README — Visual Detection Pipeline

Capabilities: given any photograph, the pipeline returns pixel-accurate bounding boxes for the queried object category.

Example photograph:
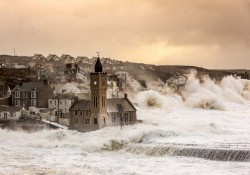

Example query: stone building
[11,80,54,108]
[69,56,137,132]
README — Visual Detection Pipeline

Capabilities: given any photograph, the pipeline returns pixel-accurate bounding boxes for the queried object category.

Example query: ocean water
[1,74,250,175]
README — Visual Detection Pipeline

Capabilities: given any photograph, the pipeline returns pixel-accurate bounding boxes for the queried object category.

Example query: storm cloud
[0,0,250,68]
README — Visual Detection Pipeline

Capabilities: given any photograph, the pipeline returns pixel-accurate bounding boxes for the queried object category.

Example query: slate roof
[12,81,50,92]
[107,98,136,113]
[51,93,75,100]
[0,105,24,112]
[70,99,90,111]
[69,98,137,113]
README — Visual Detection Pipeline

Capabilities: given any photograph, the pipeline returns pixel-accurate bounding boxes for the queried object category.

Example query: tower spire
[95,52,103,72]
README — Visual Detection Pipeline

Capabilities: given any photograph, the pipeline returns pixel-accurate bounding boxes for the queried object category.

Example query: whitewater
[1,73,250,175]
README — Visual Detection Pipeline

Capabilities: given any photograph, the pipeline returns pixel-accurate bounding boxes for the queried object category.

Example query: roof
[107,98,136,113]
[40,108,50,113]
[51,93,75,100]
[95,57,103,72]
[12,81,51,92]
[69,98,137,113]
[0,105,24,112]
[70,99,90,111]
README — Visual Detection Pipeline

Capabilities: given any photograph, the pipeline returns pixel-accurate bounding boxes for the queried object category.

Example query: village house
[47,54,59,61]
[11,80,54,108]
[0,105,28,121]
[69,55,137,132]
[32,54,45,61]
[48,93,77,118]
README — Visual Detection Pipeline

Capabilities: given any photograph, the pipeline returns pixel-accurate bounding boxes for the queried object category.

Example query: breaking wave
[136,71,250,111]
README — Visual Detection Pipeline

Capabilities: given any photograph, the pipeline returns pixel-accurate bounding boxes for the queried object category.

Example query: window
[50,100,52,104]
[31,99,37,107]
[60,101,62,105]
[15,100,20,106]
[94,96,98,107]
[26,92,29,98]
[129,115,133,121]
[85,118,90,124]
[54,100,57,105]
[4,112,8,119]
[75,111,78,115]
[15,92,20,98]
[94,118,98,124]
[80,111,83,115]
[103,117,106,124]
[74,118,78,124]
[31,91,36,98]
[22,91,26,98]
[23,101,27,107]
[124,113,128,122]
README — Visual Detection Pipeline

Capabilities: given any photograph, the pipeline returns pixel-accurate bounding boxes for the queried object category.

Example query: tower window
[94,118,98,124]
[94,96,98,107]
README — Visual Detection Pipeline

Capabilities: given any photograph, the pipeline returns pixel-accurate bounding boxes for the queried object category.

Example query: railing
[214,142,250,149]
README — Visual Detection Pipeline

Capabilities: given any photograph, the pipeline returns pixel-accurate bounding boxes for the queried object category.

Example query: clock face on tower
[94,81,97,85]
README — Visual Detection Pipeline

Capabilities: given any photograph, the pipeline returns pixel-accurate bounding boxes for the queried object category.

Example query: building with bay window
[11,81,53,108]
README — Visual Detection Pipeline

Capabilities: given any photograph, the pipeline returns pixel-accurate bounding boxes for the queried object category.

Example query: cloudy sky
[0,0,250,69]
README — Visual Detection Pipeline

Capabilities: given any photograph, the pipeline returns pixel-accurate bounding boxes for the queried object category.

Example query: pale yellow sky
[0,0,250,69]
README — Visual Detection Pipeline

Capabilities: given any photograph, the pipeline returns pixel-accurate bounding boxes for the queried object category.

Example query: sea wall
[126,144,250,162]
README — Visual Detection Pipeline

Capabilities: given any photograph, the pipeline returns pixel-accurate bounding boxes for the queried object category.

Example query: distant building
[47,54,59,61]
[32,54,45,61]
[11,81,54,108]
[69,56,137,132]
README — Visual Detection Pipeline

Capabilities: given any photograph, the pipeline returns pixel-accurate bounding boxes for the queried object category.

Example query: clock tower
[90,54,108,129]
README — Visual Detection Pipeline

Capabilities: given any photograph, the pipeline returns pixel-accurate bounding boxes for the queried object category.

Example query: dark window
[75,111,78,115]
[80,111,83,115]
[129,115,133,121]
[104,117,106,124]
[94,118,98,124]
[85,118,90,124]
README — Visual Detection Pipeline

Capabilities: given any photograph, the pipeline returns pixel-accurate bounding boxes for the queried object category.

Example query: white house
[0,106,27,121]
